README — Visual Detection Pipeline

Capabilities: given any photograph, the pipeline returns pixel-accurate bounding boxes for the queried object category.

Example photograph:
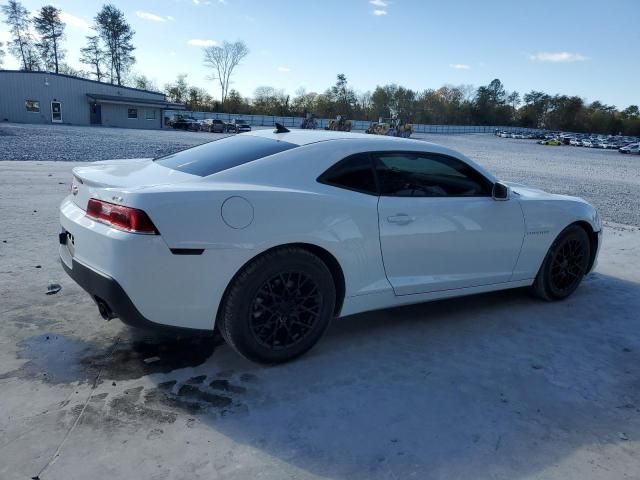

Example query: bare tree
[79,35,106,81]
[0,41,6,67]
[203,41,248,111]
[1,0,40,71]
[33,5,65,73]
[58,63,89,78]
[164,74,189,103]
[132,74,157,91]
[94,4,135,86]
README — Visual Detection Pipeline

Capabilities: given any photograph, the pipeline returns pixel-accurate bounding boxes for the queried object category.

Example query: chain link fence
[164,110,540,134]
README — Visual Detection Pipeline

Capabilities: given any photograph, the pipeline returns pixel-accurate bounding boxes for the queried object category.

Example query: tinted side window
[154,135,297,177]
[374,152,491,197]
[318,153,377,195]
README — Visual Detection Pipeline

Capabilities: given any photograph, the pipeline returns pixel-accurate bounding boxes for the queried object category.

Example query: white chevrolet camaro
[60,126,602,363]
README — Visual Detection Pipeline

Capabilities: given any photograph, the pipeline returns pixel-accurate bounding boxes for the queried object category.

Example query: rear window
[154,135,297,177]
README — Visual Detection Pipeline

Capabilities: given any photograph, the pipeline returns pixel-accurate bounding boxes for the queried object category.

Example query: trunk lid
[70,158,197,210]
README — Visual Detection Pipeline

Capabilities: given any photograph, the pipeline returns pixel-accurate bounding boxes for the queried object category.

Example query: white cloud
[136,11,166,22]
[370,0,387,5]
[166,15,175,21]
[59,12,92,31]
[449,63,471,70]
[529,52,588,63]
[373,9,387,15]
[193,0,200,4]
[278,66,291,72]
[188,39,218,47]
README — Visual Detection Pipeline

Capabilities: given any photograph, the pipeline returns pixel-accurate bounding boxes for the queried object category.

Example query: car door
[375,151,525,295]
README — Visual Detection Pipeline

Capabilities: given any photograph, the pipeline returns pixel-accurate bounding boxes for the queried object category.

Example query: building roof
[86,94,185,110]
[0,69,165,97]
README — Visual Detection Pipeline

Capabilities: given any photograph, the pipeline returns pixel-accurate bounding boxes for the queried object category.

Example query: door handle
[387,214,415,225]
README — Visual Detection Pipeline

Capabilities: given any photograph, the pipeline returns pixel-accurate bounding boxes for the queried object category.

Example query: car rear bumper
[60,256,205,332]
[59,196,237,331]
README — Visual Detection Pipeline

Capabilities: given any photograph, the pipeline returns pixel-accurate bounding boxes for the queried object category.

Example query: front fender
[511,197,600,281]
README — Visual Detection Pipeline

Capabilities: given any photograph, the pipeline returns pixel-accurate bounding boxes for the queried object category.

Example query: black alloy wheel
[548,237,587,295]
[249,272,322,350]
[217,247,336,364]
[532,225,591,301]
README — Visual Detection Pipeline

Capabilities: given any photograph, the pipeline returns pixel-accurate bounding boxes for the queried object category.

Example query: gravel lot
[1,125,640,479]
[1,162,639,479]
[1,122,638,226]
[0,122,228,161]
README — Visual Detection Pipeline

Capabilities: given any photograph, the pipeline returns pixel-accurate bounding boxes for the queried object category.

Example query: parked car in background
[501,129,639,151]
[202,119,228,133]
[619,143,640,154]
[228,119,252,133]
[173,117,200,131]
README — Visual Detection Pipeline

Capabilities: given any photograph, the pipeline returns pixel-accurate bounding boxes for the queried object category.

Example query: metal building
[0,71,183,129]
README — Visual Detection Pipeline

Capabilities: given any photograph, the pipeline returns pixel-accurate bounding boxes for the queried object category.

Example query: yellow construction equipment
[326,115,352,132]
[366,117,412,138]
[300,113,318,129]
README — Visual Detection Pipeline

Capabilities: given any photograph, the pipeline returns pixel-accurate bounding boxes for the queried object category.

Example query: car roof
[244,128,432,147]
[241,128,497,182]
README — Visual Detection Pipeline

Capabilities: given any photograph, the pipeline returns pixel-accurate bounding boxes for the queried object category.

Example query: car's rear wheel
[217,247,336,364]
[532,224,590,301]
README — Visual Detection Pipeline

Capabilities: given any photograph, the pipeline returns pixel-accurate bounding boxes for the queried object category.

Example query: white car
[619,143,640,154]
[59,127,602,363]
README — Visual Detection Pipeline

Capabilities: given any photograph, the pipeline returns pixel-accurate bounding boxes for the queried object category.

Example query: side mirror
[492,182,510,201]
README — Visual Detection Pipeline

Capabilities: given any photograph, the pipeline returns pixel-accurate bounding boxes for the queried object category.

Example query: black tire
[532,224,590,301]
[217,247,336,364]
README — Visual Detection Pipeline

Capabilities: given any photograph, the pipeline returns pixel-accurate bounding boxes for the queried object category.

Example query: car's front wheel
[532,224,591,301]
[217,247,336,364]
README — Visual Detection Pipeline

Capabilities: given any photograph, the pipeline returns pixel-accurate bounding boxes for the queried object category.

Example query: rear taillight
[86,199,159,234]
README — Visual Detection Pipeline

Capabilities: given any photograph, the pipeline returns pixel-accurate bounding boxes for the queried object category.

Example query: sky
[1,0,639,109]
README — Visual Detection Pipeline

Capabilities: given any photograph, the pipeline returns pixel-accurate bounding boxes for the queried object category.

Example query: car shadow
[10,272,640,478]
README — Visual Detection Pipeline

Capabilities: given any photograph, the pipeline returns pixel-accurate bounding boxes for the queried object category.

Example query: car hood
[503,181,587,203]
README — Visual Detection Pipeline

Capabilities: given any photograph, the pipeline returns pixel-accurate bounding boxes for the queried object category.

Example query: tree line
[2,0,637,135]
[164,74,639,136]
[1,0,134,85]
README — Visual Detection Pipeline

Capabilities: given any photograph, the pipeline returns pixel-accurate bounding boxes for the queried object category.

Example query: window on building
[145,109,156,120]
[25,100,40,113]
[128,108,138,119]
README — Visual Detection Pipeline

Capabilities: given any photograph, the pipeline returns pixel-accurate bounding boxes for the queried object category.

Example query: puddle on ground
[86,332,223,381]
[0,333,95,383]
[1,331,223,384]
[4,330,261,427]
